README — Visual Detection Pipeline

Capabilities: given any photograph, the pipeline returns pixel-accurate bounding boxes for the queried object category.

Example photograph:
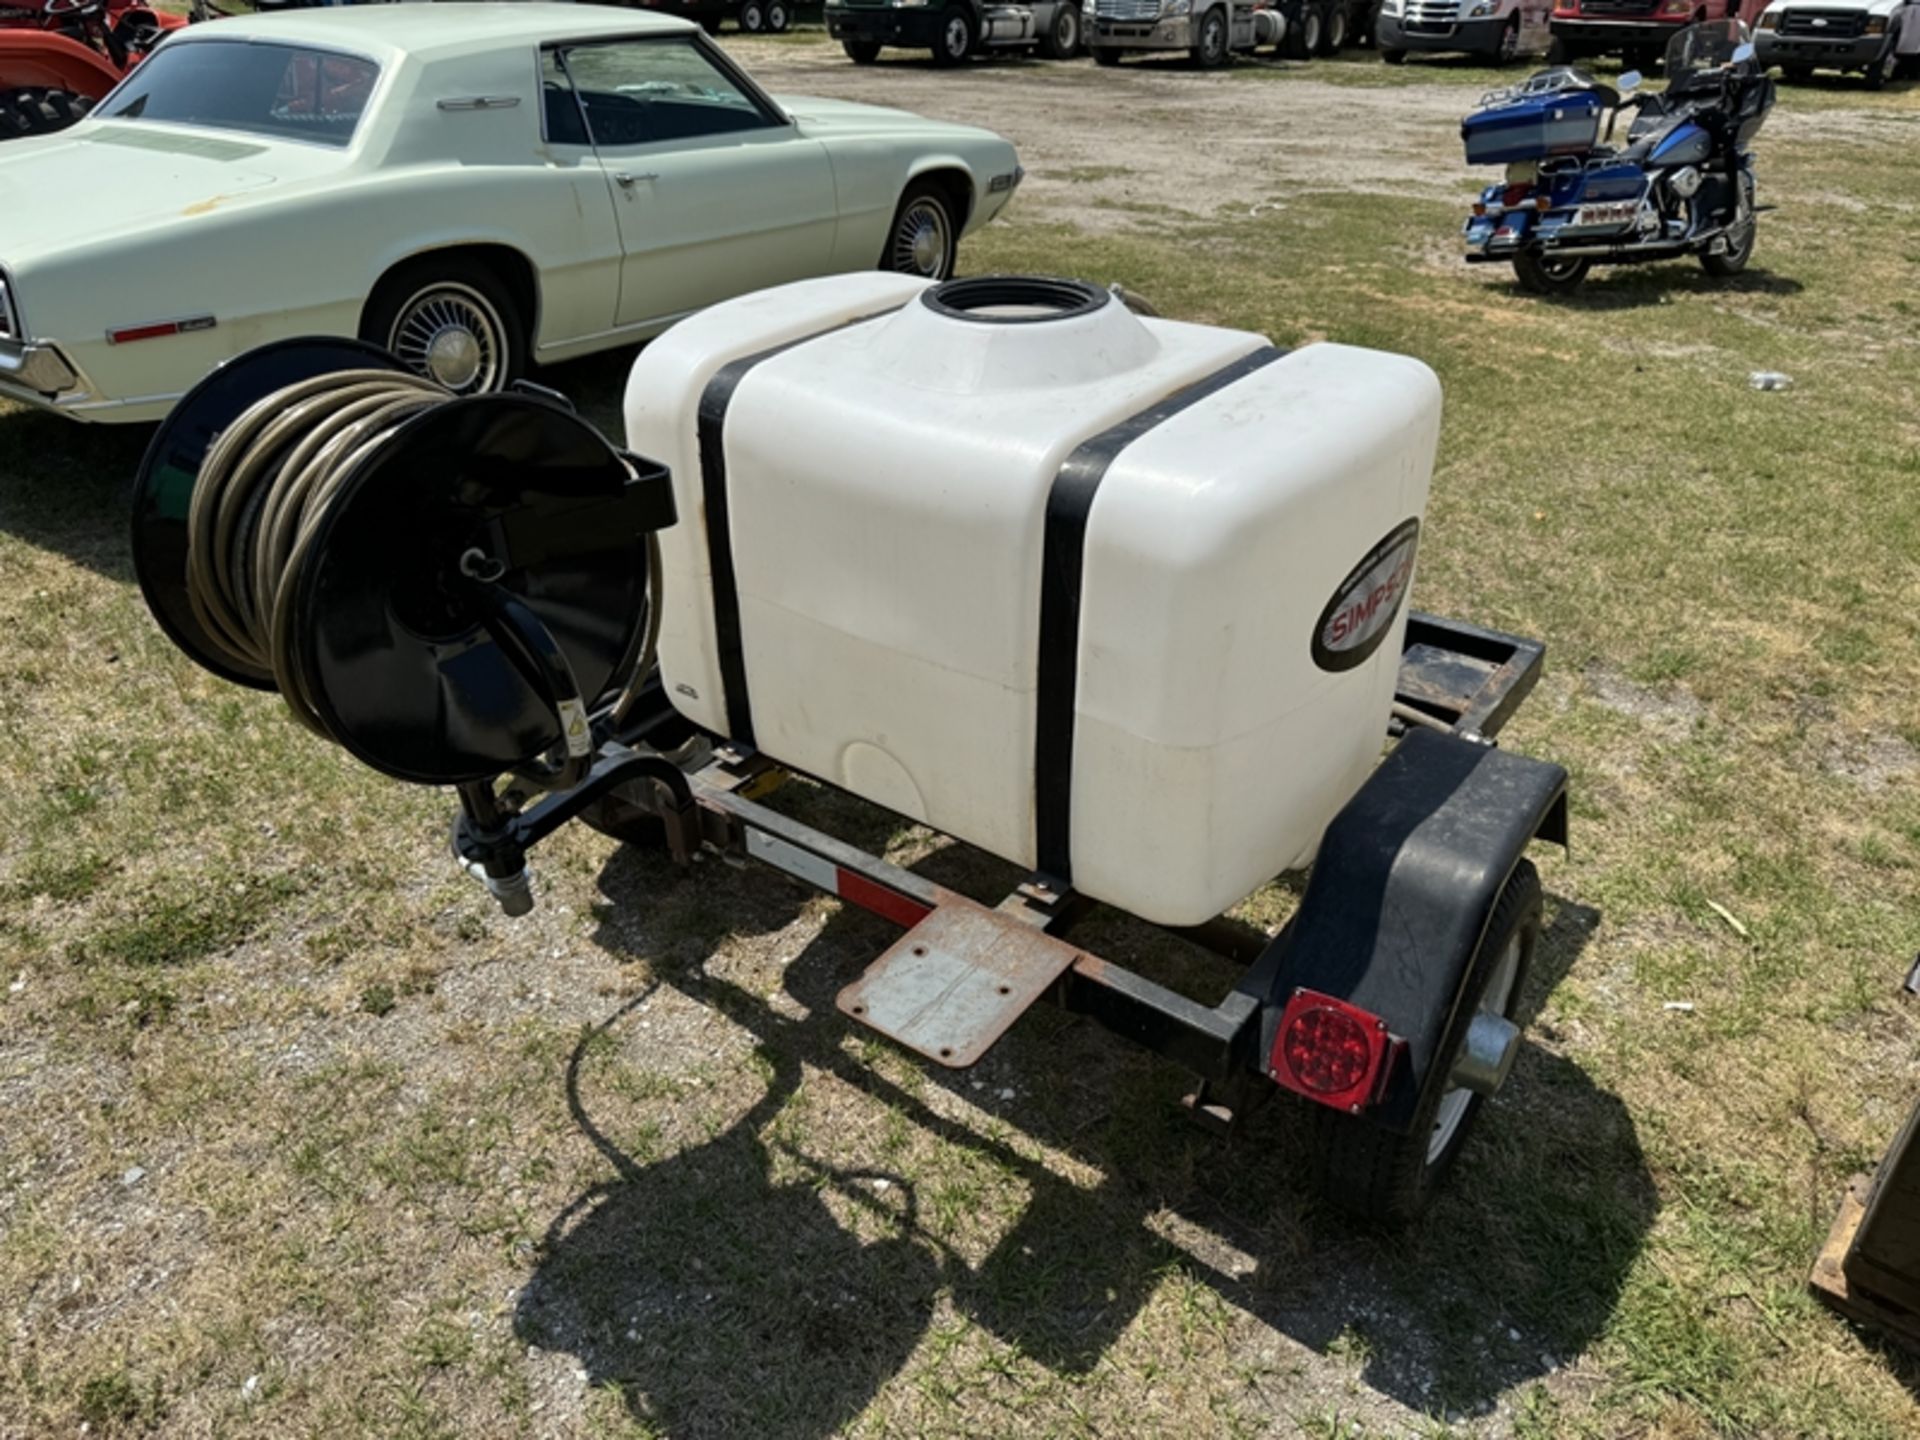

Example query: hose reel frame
[131,336,676,788]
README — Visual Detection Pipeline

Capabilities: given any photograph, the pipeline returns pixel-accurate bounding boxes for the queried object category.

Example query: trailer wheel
[1,86,92,139]
[1310,859,1542,1226]
[1040,0,1083,58]
[844,38,883,62]
[1093,43,1123,64]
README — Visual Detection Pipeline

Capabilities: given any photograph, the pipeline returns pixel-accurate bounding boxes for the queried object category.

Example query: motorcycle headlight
[1162,0,1191,14]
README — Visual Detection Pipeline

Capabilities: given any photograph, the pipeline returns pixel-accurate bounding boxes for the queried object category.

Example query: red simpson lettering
[1324,552,1413,649]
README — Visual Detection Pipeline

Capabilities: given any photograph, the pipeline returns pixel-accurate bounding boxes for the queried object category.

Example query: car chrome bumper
[0,336,80,397]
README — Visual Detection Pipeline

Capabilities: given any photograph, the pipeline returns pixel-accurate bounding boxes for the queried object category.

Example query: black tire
[1,86,91,139]
[1493,16,1518,64]
[1862,46,1897,90]
[580,793,671,851]
[739,0,766,31]
[1092,43,1123,64]
[1546,35,1571,65]
[1317,1,1346,55]
[1780,63,1812,83]
[1701,188,1755,277]
[880,179,959,280]
[361,255,527,395]
[1040,0,1082,58]
[1310,860,1542,1226]
[1379,45,1406,64]
[1190,5,1231,66]
[1294,4,1322,57]
[931,4,975,65]
[766,0,791,30]
[1512,250,1590,295]
[844,38,883,62]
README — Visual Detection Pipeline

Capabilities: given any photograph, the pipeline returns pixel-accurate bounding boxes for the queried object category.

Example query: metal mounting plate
[837,904,1080,1068]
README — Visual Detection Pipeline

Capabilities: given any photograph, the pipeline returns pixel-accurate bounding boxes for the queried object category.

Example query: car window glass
[99,40,379,148]
[556,38,775,148]
[541,48,590,145]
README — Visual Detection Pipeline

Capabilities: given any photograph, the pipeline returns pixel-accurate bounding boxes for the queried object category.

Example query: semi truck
[825,0,1086,63]
[1548,0,1767,67]
[1083,0,1292,66]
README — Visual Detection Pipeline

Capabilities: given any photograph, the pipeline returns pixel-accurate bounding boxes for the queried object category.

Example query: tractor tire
[1308,860,1543,1226]
[1,87,92,140]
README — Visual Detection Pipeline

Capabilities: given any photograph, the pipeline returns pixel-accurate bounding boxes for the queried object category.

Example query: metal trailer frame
[453,610,1570,1137]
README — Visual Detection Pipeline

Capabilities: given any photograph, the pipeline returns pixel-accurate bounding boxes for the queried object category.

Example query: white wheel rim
[892,198,950,277]
[1427,932,1523,1166]
[743,2,762,27]
[946,17,969,55]
[389,282,503,393]
[770,2,786,23]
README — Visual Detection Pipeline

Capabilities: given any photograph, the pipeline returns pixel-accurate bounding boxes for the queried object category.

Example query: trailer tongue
[130,275,1569,1225]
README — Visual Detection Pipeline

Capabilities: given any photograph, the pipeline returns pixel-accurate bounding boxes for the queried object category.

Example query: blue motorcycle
[1460,20,1775,295]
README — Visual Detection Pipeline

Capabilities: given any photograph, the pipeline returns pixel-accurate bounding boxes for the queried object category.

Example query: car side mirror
[1618,69,1642,91]
[1732,41,1756,63]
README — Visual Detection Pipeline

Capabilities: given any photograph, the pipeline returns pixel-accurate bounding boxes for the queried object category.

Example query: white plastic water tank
[626,274,1440,926]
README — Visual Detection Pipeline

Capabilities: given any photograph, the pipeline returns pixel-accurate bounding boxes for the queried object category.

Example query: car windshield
[1664,19,1750,82]
[98,39,380,148]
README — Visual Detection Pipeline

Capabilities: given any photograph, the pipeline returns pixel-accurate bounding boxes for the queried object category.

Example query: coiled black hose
[180,369,662,768]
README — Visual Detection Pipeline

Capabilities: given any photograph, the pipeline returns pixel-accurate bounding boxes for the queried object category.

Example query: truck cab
[1375,0,1553,62]
[1083,0,1289,66]
[1755,0,1918,85]
[825,0,1085,64]
[1548,0,1767,68]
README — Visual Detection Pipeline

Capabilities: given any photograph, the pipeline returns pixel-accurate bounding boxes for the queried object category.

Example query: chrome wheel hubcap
[892,199,950,277]
[391,284,502,393]
[1428,932,1523,1166]
[946,18,968,53]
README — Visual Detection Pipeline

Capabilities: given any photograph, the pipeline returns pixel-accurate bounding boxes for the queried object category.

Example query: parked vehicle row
[0,4,1023,423]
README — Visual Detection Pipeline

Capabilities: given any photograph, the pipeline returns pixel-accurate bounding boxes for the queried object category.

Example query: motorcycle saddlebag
[1462,89,1605,166]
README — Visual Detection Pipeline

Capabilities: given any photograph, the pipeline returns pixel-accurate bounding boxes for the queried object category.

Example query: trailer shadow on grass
[516,791,1653,1435]
[0,409,151,580]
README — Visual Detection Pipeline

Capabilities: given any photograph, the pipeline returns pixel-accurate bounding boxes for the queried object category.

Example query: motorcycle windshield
[1665,19,1750,82]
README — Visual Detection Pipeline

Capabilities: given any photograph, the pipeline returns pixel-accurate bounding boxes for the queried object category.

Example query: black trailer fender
[1254,727,1568,1134]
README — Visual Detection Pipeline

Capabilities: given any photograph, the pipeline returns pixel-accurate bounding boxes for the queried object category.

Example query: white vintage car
[0,3,1022,423]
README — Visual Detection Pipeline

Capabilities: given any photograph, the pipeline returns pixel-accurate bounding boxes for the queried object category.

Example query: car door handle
[614,172,659,188]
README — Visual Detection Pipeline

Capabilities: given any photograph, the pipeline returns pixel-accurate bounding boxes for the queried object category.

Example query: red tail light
[1269,989,1397,1113]
[1501,183,1533,207]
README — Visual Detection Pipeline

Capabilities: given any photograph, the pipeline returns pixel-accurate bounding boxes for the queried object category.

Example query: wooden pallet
[1810,1174,1920,1356]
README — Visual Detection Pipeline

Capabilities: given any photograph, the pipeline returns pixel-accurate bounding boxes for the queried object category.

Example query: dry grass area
[4,34,1920,1440]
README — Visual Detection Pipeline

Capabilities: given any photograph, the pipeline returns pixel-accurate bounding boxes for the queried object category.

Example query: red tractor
[0,0,193,140]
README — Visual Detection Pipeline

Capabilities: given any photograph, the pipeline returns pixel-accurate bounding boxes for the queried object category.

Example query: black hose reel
[131,337,681,912]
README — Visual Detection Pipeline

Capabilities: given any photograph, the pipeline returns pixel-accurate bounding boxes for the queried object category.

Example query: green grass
[2,40,1919,1440]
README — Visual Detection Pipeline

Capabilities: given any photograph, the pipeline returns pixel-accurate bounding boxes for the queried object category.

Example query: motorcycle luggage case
[1462,89,1605,165]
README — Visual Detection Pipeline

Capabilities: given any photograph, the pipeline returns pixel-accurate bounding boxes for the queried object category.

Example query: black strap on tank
[1034,344,1287,887]
[696,304,907,746]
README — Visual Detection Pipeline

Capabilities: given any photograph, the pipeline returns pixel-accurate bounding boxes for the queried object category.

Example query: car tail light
[1269,989,1398,1113]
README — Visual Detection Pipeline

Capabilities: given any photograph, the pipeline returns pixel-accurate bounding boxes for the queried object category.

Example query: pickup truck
[1375,0,1552,61]
[1548,0,1766,67]
[1755,0,1918,85]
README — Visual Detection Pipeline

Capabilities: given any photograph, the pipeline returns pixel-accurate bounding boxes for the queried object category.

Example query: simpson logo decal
[1312,519,1420,673]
